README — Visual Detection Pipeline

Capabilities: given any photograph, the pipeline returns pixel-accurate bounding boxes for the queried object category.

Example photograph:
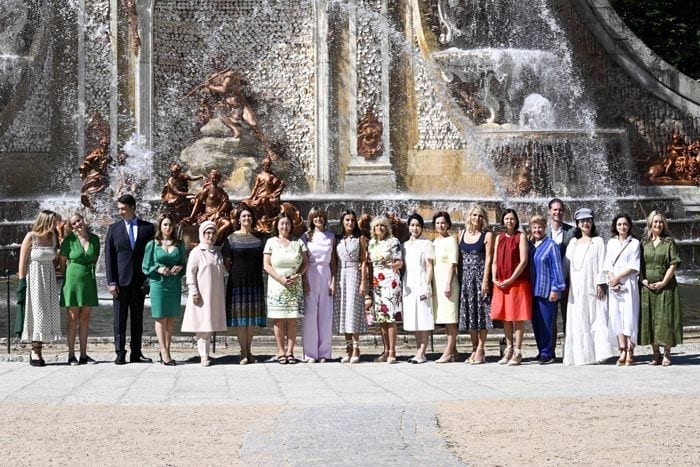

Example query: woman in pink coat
[181,221,227,366]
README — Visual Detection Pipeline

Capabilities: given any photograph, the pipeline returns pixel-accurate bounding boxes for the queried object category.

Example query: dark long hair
[338,209,361,238]
[272,211,296,238]
[500,208,520,231]
[573,219,598,238]
[154,213,181,244]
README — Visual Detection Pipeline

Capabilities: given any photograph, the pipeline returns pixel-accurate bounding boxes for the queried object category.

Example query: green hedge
[610,0,700,79]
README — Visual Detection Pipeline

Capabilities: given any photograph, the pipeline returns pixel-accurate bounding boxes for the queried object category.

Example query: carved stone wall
[83,0,112,124]
[412,57,465,150]
[0,50,52,153]
[151,0,316,187]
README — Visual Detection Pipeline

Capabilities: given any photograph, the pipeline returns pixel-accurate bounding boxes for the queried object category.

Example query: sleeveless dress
[22,234,61,341]
[60,232,100,307]
[459,231,493,331]
[142,240,186,318]
[432,235,459,324]
[402,238,435,332]
[490,232,532,321]
[222,231,267,327]
[334,236,366,334]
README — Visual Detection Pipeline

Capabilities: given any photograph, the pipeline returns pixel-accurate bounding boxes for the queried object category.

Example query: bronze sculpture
[357,110,383,160]
[242,153,303,235]
[183,169,233,244]
[160,162,204,224]
[646,131,700,185]
[184,68,268,150]
[79,113,112,210]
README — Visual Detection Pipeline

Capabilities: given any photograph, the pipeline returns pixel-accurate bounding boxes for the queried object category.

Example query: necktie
[128,220,136,250]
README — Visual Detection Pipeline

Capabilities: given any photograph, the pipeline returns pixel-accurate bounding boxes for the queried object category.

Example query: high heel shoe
[435,354,455,364]
[624,346,634,366]
[341,340,352,363]
[386,352,397,364]
[507,349,522,366]
[498,347,514,365]
[349,341,361,364]
[470,348,486,365]
[159,352,176,366]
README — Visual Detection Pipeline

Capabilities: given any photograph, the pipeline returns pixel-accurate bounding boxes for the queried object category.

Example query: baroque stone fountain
[0,0,698,280]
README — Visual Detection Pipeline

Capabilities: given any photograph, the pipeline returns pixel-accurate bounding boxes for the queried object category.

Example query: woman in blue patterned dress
[458,205,493,364]
[368,215,403,364]
[222,205,267,365]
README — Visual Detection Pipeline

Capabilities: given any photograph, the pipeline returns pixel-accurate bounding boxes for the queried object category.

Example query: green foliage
[610,0,700,79]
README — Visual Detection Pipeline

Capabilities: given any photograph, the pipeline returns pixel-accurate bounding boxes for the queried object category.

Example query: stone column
[135,0,154,147]
[314,0,330,193]
[343,0,396,194]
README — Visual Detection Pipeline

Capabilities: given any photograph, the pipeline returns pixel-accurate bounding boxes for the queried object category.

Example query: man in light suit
[544,198,574,358]
[105,194,155,364]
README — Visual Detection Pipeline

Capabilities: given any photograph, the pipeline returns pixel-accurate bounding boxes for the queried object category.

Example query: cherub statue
[183,169,233,244]
[161,162,204,224]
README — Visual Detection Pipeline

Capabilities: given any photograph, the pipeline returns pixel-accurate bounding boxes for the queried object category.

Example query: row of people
[17,195,682,368]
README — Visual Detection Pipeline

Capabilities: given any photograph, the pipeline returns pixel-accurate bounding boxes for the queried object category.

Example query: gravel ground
[438,396,700,466]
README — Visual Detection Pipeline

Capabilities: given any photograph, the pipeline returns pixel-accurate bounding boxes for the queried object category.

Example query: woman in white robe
[603,214,641,366]
[563,208,615,366]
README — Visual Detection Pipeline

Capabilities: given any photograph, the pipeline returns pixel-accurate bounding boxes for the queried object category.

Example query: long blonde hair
[32,210,60,237]
[644,210,671,241]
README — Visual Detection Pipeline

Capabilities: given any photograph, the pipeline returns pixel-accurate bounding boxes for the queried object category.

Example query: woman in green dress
[60,213,100,365]
[639,210,682,366]
[142,214,186,365]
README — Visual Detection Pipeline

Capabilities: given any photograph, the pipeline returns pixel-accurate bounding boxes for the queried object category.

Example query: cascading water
[432,0,625,206]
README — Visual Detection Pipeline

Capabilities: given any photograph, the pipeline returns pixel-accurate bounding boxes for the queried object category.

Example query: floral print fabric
[368,237,402,323]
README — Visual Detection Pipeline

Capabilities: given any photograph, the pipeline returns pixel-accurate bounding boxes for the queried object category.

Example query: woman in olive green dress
[142,214,186,365]
[639,211,682,366]
[60,213,100,365]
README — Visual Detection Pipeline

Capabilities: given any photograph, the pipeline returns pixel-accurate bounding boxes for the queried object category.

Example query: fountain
[0,0,698,326]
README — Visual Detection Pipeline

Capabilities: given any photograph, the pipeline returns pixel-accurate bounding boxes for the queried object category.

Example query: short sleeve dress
[432,235,459,324]
[334,236,367,334]
[264,237,307,319]
[60,232,100,307]
[402,238,434,332]
[368,236,402,323]
[639,237,683,347]
[222,231,267,327]
[142,240,186,318]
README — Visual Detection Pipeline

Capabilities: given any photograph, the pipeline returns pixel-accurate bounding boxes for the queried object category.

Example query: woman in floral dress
[368,215,403,364]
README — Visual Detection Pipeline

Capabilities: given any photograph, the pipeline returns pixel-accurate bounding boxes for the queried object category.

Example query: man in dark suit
[544,198,575,358]
[105,194,155,364]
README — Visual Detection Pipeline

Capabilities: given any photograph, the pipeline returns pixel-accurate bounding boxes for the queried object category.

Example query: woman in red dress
[491,209,532,365]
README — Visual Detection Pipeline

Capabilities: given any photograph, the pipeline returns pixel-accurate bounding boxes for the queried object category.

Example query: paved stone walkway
[0,344,698,465]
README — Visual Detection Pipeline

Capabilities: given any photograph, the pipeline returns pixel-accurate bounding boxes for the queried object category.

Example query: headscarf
[198,221,217,251]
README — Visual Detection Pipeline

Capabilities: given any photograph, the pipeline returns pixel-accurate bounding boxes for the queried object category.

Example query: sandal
[507,349,522,366]
[277,355,287,365]
[286,355,298,365]
[625,346,635,366]
[648,352,662,366]
[662,351,672,367]
[470,348,486,365]
[616,347,627,366]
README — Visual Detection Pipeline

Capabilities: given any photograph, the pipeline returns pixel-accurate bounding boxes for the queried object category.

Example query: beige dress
[181,245,227,333]
[432,235,459,324]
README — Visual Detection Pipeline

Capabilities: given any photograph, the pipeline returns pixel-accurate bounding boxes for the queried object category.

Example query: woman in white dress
[563,208,615,366]
[18,210,62,367]
[603,213,641,366]
[402,213,434,364]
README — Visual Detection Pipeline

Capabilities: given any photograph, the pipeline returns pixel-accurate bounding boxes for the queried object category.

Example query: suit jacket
[545,223,575,259]
[105,218,155,287]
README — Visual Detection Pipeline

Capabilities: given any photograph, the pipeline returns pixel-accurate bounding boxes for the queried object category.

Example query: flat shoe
[277,355,287,365]
[287,355,298,364]
[413,357,427,364]
[68,356,79,366]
